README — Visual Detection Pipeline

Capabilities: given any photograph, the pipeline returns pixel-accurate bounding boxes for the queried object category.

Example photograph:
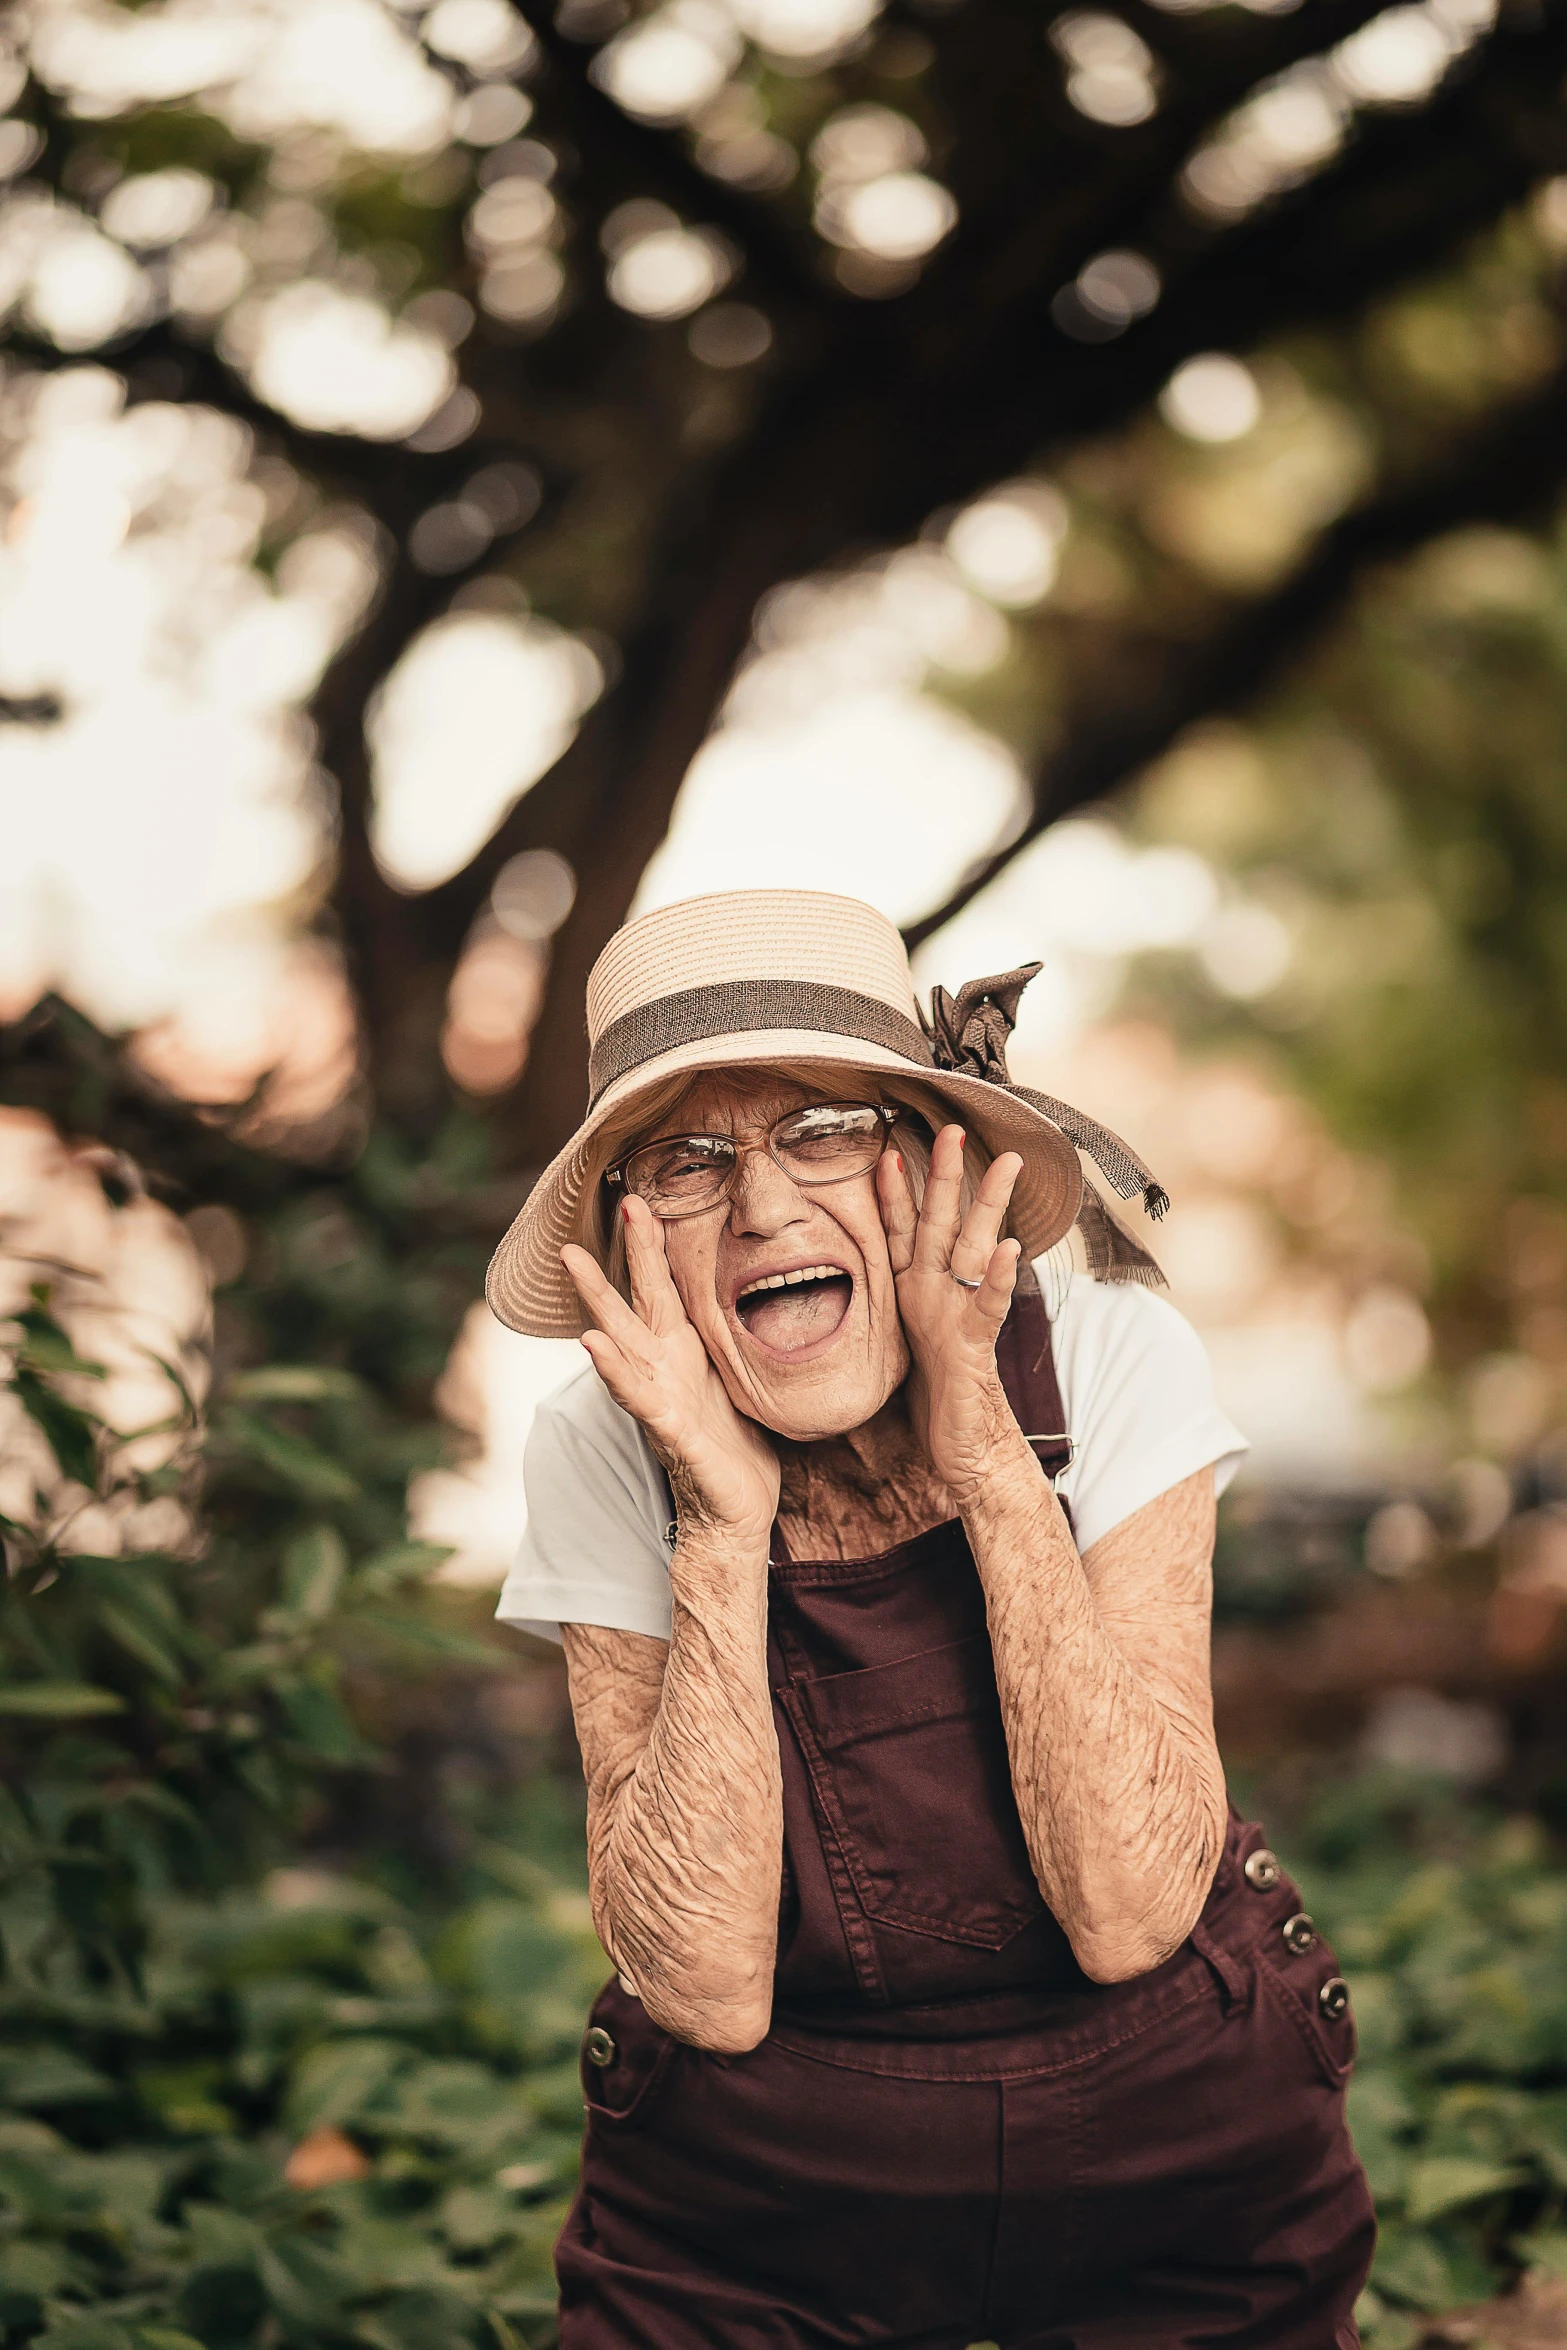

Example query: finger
[561,1243,660,1367]
[972,1237,1022,1329]
[912,1125,967,1268]
[579,1327,656,1416]
[620,1198,689,1335]
[950,1152,1023,1282]
[876,1149,920,1274]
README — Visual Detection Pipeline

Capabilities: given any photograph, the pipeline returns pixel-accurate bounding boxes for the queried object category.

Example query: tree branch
[904,354,1567,950]
[508,0,834,314]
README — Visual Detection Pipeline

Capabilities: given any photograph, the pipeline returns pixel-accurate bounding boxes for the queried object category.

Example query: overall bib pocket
[779,1632,1048,1950]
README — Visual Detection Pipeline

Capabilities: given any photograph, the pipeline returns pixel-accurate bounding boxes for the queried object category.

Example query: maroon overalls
[557,1292,1375,2347]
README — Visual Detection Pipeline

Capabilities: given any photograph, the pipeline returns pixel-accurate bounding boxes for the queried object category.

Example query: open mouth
[733,1263,853,1354]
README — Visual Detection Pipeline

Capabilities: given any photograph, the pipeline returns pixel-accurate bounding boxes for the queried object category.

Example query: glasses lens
[773,1102,887,1184]
[623,1133,737,1217]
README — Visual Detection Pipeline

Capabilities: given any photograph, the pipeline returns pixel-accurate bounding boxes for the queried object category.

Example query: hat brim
[485,1028,1085,1338]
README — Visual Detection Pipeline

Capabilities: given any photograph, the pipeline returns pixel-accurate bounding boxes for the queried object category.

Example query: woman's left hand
[878,1127,1027,1499]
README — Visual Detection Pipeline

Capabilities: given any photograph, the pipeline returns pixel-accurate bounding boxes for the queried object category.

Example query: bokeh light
[593,3,738,124]
[1050,12,1159,126]
[368,612,604,888]
[1160,353,1263,441]
[946,484,1068,608]
[607,224,730,319]
[228,281,455,439]
[727,0,883,64]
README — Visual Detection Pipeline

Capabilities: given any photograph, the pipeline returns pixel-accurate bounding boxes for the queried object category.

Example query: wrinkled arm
[560,1527,782,2055]
[961,1459,1226,1984]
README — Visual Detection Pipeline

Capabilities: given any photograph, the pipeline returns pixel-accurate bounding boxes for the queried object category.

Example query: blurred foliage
[0,1837,596,2349]
[1279,1779,1567,2345]
[1129,499,1567,1366]
[0,1139,601,2346]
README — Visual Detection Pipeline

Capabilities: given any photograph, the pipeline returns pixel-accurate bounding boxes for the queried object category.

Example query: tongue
[741,1276,850,1352]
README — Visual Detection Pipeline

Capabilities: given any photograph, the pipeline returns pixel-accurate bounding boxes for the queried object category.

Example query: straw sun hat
[485,889,1169,1339]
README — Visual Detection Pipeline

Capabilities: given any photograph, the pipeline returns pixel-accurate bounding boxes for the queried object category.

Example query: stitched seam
[1255,1951,1352,2088]
[981,2077,1005,2332]
[777,1687,888,2001]
[778,1689,1040,1952]
[768,1970,1212,2082]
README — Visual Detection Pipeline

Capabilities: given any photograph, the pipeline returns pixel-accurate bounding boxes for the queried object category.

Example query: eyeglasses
[606,1100,902,1222]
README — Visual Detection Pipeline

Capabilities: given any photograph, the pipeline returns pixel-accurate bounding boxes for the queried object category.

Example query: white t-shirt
[495,1272,1248,1646]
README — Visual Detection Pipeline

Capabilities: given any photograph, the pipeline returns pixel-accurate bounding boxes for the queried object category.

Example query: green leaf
[95,1601,183,1686]
[1372,2222,1457,2311]
[353,1611,506,1668]
[281,1524,348,1619]
[1403,2155,1520,2221]
[439,2183,518,2250]
[13,1368,100,1485]
[0,2047,114,2105]
[1512,2231,1567,2283]
[34,2322,136,2350]
[0,1682,126,1718]
[16,1294,107,1381]
[278,1679,367,1763]
[224,1411,361,1502]
[226,1365,366,1403]
[286,2037,407,2133]
[136,2062,235,2135]
[354,1541,452,1595]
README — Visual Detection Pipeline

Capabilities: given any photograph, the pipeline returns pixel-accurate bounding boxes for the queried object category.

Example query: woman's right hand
[561,1200,781,1550]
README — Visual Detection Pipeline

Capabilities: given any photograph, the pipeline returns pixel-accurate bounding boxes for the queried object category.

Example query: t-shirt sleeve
[1049,1276,1248,1558]
[494,1368,675,1646]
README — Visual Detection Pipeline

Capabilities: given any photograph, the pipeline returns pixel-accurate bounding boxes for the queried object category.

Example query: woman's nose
[727,1148,810,1236]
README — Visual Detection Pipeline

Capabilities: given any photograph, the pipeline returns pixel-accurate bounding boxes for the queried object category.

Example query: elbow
[693,2003,772,2055]
[642,1985,772,2054]
[1068,1887,1212,1984]
[1067,1895,1200,1984]
[1072,1928,1184,1985]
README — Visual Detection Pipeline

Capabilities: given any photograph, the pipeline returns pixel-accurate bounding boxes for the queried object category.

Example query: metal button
[1319,1976,1350,2022]
[584,2026,617,2067]
[1281,1912,1317,1956]
[1243,1848,1281,1891]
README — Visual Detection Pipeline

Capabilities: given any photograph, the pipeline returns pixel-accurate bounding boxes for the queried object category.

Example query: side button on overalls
[556,1288,1375,2347]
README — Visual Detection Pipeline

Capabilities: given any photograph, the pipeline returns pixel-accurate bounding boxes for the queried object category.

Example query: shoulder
[523,1363,671,1525]
[1037,1269,1249,1554]
[528,1362,654,1475]
[1046,1269,1212,1397]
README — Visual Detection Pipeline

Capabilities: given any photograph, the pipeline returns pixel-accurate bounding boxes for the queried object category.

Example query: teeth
[736,1264,842,1302]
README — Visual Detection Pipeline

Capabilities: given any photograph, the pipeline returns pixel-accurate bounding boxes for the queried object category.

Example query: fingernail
[956,1129,966,1147]
[894,1152,903,1174]
[621,1201,631,1224]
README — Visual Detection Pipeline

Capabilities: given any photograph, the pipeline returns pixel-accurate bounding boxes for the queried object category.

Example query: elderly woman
[488,889,1373,2349]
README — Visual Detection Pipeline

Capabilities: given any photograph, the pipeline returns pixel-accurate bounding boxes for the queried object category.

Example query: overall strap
[994,1281,1074,1489]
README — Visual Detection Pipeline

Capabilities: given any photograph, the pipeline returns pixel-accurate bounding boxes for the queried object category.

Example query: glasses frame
[605,1100,903,1222]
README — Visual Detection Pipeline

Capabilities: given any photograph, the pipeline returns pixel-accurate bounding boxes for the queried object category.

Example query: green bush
[1282,1778,1567,2345]
[0,1156,599,2347]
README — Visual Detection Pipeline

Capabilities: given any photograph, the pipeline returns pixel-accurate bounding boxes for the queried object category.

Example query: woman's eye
[652,1144,729,1187]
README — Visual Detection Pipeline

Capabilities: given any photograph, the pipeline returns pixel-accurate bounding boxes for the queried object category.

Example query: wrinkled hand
[878,1127,1026,1500]
[562,1200,780,1549]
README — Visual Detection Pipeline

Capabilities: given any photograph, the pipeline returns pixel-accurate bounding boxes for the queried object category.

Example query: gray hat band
[587,979,936,1109]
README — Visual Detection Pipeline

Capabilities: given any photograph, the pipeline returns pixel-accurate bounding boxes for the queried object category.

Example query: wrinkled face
[644,1072,910,1441]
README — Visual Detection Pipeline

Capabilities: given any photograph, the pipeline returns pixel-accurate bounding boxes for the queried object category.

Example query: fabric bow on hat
[924,963,1043,1086]
[923,960,1171,1288]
